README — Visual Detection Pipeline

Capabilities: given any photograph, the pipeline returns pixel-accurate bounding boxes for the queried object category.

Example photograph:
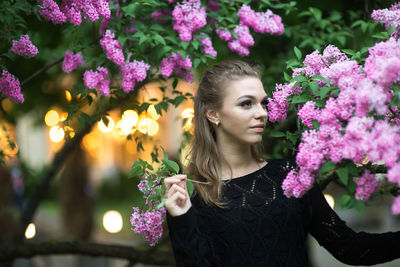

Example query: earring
[215,121,219,126]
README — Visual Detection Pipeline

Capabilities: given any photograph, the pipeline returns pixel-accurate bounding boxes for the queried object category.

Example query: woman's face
[214,76,269,145]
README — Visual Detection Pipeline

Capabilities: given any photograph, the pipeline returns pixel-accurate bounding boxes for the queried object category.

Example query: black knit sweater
[166,159,400,267]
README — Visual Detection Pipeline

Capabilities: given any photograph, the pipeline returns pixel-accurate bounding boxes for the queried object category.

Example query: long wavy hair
[185,60,265,207]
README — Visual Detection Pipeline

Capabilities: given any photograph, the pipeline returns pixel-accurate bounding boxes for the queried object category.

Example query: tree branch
[21,37,101,86]
[0,241,174,265]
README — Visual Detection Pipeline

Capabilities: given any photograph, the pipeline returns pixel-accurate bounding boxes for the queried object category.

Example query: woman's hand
[164,174,192,217]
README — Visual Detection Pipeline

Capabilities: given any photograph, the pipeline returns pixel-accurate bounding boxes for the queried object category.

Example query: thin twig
[21,36,101,86]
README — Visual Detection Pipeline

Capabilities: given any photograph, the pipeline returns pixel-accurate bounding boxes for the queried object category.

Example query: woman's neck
[217,141,260,179]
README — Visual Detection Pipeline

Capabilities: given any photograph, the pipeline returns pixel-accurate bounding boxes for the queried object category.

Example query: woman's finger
[165,191,187,208]
[165,175,187,191]
[167,183,187,198]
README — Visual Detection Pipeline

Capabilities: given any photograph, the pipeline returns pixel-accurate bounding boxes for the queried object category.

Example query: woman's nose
[255,104,268,119]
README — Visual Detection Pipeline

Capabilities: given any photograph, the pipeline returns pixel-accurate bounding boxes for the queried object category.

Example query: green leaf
[286,58,299,69]
[311,119,320,130]
[154,34,166,45]
[294,46,302,61]
[161,146,168,160]
[319,86,331,99]
[337,167,349,185]
[173,95,186,107]
[309,81,319,94]
[340,194,353,209]
[271,131,286,137]
[342,49,355,56]
[187,180,194,197]
[162,159,180,174]
[283,72,291,82]
[291,95,310,104]
[129,161,144,178]
[355,200,365,213]
[320,160,336,174]
[292,75,307,82]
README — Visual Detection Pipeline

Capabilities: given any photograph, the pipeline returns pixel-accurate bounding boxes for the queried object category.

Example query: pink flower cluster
[130,206,166,246]
[216,4,284,56]
[130,178,167,246]
[0,70,24,104]
[371,3,400,38]
[62,50,83,73]
[199,34,217,57]
[267,83,301,122]
[100,30,125,66]
[392,196,400,215]
[36,0,111,26]
[83,66,110,96]
[161,53,193,83]
[11,35,38,58]
[297,101,320,128]
[172,0,207,41]
[364,38,400,88]
[121,60,151,93]
[276,39,400,206]
[238,4,284,35]
[355,171,380,201]
[216,26,254,56]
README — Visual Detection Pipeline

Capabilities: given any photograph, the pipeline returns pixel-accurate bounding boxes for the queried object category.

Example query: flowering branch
[0,241,174,265]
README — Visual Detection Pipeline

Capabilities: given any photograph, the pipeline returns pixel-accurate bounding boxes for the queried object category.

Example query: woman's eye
[240,101,252,107]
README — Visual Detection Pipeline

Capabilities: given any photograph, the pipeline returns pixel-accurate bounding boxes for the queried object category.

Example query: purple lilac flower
[100,30,125,66]
[121,60,151,93]
[83,66,110,96]
[11,35,38,58]
[0,70,24,103]
[62,50,83,73]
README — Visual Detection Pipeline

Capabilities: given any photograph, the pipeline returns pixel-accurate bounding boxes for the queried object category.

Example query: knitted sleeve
[166,204,218,267]
[307,183,400,266]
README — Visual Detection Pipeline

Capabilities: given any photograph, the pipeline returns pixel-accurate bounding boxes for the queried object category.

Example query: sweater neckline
[221,160,271,184]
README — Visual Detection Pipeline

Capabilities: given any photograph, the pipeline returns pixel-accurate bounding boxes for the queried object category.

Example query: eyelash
[240,100,268,109]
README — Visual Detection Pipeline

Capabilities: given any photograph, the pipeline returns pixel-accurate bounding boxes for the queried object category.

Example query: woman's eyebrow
[237,95,268,101]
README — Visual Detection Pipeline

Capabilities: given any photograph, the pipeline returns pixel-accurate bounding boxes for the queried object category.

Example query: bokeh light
[25,223,36,239]
[98,116,115,133]
[137,117,159,136]
[147,105,160,120]
[65,90,72,102]
[324,194,335,209]
[49,126,65,143]
[45,110,60,127]
[103,210,123,234]
[181,108,194,119]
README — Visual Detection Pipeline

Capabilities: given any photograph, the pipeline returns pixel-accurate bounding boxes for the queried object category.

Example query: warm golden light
[147,105,160,120]
[59,112,68,122]
[183,117,193,132]
[98,116,115,133]
[116,119,135,136]
[1,98,13,112]
[25,223,36,239]
[64,126,75,138]
[65,90,72,102]
[49,126,65,143]
[103,210,123,234]
[137,117,159,136]
[324,194,335,209]
[122,110,139,125]
[181,108,194,119]
[45,110,60,127]
[82,132,102,150]
[4,142,18,155]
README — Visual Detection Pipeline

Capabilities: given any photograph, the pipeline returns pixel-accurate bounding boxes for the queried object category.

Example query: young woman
[164,60,400,266]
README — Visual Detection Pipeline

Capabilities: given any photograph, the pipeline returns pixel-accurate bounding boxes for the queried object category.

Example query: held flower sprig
[129,147,199,246]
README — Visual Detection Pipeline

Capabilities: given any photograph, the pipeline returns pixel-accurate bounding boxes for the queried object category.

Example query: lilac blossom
[172,0,206,41]
[121,60,151,93]
[355,171,380,201]
[11,35,38,58]
[0,70,24,104]
[100,30,125,66]
[62,50,83,73]
[83,66,110,96]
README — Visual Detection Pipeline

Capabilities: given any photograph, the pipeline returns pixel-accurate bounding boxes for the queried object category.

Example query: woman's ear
[205,108,220,125]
